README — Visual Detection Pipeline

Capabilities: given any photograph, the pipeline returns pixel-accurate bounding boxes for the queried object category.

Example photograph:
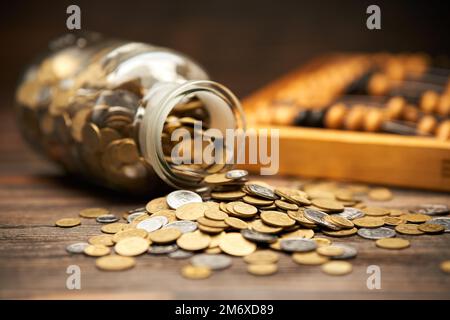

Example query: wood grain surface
[1,109,449,300]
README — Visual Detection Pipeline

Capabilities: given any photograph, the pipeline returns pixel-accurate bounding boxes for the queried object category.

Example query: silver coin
[149,215,169,226]
[128,207,147,214]
[66,242,89,254]
[304,208,340,230]
[332,244,358,260]
[96,214,119,224]
[225,169,248,180]
[414,204,449,216]
[127,212,147,223]
[148,244,178,255]
[136,218,162,233]
[164,220,197,234]
[166,190,202,209]
[280,238,317,252]
[339,207,365,220]
[246,184,279,200]
[241,229,277,244]
[430,217,450,232]
[357,227,396,240]
[190,254,232,270]
[168,249,194,259]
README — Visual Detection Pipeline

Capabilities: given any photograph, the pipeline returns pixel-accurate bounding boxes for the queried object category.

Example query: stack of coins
[58,169,450,278]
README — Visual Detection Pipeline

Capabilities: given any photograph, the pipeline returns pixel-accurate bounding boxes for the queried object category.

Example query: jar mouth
[140,80,246,190]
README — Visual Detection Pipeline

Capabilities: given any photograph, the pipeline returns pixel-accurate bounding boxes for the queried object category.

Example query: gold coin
[55,218,81,228]
[198,224,225,234]
[313,237,332,247]
[368,188,393,201]
[113,228,148,243]
[418,223,445,234]
[219,232,256,256]
[145,197,169,214]
[353,216,385,228]
[89,234,114,246]
[288,195,311,206]
[311,199,344,212]
[322,227,358,237]
[260,211,295,228]
[269,239,282,251]
[282,229,314,239]
[383,216,406,226]
[440,260,450,274]
[395,223,424,235]
[247,263,278,276]
[197,217,228,228]
[205,247,222,254]
[79,207,109,218]
[389,209,408,217]
[317,245,345,257]
[95,255,136,271]
[233,202,258,217]
[307,190,335,200]
[402,213,431,224]
[148,228,181,244]
[181,265,211,279]
[211,191,246,200]
[175,202,208,221]
[321,261,352,276]
[328,215,354,229]
[224,216,248,230]
[275,200,298,211]
[334,189,354,202]
[243,196,273,206]
[287,210,316,227]
[101,222,127,234]
[362,207,390,217]
[251,219,283,234]
[84,244,111,257]
[376,238,410,249]
[208,232,226,248]
[244,250,279,264]
[177,232,211,251]
[115,237,149,256]
[204,209,228,221]
[292,252,329,265]
[204,173,232,184]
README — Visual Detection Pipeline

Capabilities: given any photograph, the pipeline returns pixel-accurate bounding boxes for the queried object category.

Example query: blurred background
[1,0,449,104]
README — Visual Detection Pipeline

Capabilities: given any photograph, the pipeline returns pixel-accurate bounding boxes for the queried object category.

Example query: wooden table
[0,109,449,300]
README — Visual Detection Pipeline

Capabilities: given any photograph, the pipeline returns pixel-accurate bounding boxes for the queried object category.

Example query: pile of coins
[57,169,450,278]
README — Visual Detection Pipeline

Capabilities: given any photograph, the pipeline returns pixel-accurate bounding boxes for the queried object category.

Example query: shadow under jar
[15,33,245,193]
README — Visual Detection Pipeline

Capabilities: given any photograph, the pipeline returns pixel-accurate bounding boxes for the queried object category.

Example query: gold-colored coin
[260,211,295,228]
[114,237,149,256]
[113,228,148,243]
[181,265,211,279]
[198,224,225,234]
[55,218,81,228]
[84,244,111,257]
[402,213,431,224]
[101,223,127,234]
[208,232,226,248]
[389,209,408,217]
[89,234,114,246]
[204,209,228,221]
[244,250,279,264]
[243,196,273,206]
[317,245,345,257]
[79,207,109,218]
[395,223,424,235]
[275,200,298,211]
[307,190,335,200]
[148,228,182,244]
[211,191,246,200]
[219,232,256,256]
[362,207,390,217]
[205,247,222,254]
[224,216,248,230]
[334,189,354,202]
[292,252,329,265]
[175,202,208,221]
[251,219,283,234]
[197,217,228,228]
[321,261,352,276]
[328,215,354,229]
[376,238,410,249]
[247,263,278,276]
[287,210,316,227]
[177,232,211,251]
[322,227,358,237]
[353,216,385,228]
[440,260,450,274]
[288,195,312,206]
[383,216,406,226]
[368,188,393,201]
[95,255,136,271]
[311,199,344,212]
[203,173,232,184]
[282,229,314,239]
[418,223,445,234]
[145,197,169,214]
[232,202,258,217]
[313,237,332,247]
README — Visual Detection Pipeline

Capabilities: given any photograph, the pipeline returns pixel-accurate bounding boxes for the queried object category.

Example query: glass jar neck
[139,80,245,190]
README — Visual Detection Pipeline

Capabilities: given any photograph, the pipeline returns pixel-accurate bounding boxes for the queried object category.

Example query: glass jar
[15,33,246,193]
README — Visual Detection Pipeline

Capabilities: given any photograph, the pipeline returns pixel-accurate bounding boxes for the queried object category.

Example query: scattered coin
[146,197,169,214]
[376,238,410,249]
[113,228,148,243]
[168,249,194,259]
[101,222,126,234]
[418,223,445,234]
[292,252,329,265]
[224,216,248,230]
[127,212,147,223]
[95,255,136,271]
[353,216,385,228]
[241,229,278,244]
[280,238,317,252]
[148,244,178,255]
[244,250,279,264]
[191,254,232,270]
[321,261,352,276]
[166,190,202,209]
[245,184,278,200]
[55,218,81,228]
[403,213,431,224]
[304,209,339,230]
[66,242,89,254]
[177,232,211,251]
[84,244,111,257]
[219,233,256,256]
[440,260,450,274]
[225,169,248,180]
[96,214,119,223]
[362,207,390,217]
[368,188,393,201]
[204,209,228,221]
[164,220,198,233]
[136,218,162,233]
[317,245,345,257]
[89,234,114,246]
[247,263,278,276]
[80,208,109,218]
[339,207,365,220]
[261,211,295,228]
[357,227,396,240]
[383,216,406,226]
[149,227,182,244]
[181,265,211,279]
[395,223,425,235]
[328,215,354,229]
[415,204,449,216]
[175,202,208,221]
[332,244,358,259]
[312,199,344,212]
[115,237,149,256]
[323,227,358,237]
[430,217,450,232]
